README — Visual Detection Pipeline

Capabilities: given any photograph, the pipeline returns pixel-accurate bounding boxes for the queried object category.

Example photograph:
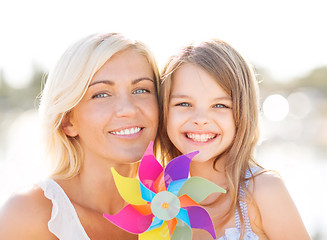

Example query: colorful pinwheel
[104,142,226,240]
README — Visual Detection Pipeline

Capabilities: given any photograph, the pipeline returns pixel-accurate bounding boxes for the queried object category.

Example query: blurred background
[0,0,326,238]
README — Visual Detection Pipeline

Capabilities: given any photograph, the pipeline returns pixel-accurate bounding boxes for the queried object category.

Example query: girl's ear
[62,113,78,137]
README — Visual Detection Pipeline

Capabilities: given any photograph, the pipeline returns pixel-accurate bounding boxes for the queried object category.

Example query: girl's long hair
[159,39,261,234]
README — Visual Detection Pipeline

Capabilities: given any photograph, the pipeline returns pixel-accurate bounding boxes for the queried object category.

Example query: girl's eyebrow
[170,94,190,99]
[170,94,231,101]
[213,96,232,101]
[88,77,154,88]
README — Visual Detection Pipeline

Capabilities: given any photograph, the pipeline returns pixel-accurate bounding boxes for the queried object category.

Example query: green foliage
[293,66,327,93]
[0,66,47,111]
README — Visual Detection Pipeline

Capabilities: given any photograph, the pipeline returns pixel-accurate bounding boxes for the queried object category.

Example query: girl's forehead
[170,64,230,98]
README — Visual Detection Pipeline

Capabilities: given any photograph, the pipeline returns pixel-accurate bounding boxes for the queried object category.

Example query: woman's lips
[109,127,143,136]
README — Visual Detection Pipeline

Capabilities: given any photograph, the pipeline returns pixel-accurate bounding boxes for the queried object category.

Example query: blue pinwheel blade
[140,181,156,202]
[147,216,164,231]
[167,179,188,196]
[176,208,191,227]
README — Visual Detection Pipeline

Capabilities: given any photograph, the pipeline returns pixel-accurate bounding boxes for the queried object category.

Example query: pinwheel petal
[132,203,152,215]
[167,179,188,195]
[166,218,177,235]
[111,168,147,205]
[177,176,226,203]
[139,221,170,240]
[139,142,163,192]
[140,181,157,202]
[164,151,199,188]
[154,171,167,192]
[179,194,200,208]
[147,217,163,231]
[176,208,190,227]
[171,218,192,240]
[184,206,216,239]
[103,205,153,234]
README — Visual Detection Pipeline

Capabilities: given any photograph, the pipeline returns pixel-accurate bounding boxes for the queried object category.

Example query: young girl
[0,33,159,239]
[159,39,310,239]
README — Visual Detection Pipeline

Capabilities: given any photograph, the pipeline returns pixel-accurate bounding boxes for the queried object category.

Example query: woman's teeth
[110,127,141,136]
[186,133,216,142]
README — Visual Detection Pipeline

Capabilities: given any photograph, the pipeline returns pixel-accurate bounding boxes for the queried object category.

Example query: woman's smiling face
[64,48,159,164]
[167,63,235,163]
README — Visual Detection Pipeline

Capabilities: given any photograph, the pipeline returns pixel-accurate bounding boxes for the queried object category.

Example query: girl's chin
[189,155,215,163]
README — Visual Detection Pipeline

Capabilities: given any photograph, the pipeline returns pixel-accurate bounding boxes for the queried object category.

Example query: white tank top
[39,179,90,240]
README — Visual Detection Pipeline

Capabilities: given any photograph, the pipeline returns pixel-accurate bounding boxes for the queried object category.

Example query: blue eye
[213,104,229,108]
[92,93,110,99]
[176,102,191,107]
[133,89,150,94]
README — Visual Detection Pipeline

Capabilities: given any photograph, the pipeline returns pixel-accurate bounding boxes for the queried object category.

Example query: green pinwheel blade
[171,218,192,240]
[177,176,226,203]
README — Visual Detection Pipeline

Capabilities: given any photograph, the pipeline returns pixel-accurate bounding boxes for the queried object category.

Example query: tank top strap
[39,179,90,240]
[234,167,261,231]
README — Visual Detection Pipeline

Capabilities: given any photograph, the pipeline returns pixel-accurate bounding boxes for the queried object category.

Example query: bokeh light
[263,94,289,121]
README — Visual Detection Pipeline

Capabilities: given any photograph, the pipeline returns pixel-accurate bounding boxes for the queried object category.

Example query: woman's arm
[252,172,311,240]
[0,186,56,239]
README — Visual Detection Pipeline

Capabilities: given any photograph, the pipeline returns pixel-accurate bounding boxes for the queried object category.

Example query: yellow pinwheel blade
[111,168,147,205]
[139,221,170,240]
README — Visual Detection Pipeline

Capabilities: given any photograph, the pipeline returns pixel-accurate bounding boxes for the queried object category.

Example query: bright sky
[1,0,326,88]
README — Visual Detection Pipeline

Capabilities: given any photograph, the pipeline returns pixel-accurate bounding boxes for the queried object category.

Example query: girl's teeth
[187,133,215,142]
[111,127,141,136]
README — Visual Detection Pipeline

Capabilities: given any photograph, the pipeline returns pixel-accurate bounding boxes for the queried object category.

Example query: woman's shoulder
[0,184,56,239]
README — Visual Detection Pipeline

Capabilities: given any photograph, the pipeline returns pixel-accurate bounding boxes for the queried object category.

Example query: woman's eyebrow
[132,77,155,84]
[88,77,154,88]
[88,80,114,87]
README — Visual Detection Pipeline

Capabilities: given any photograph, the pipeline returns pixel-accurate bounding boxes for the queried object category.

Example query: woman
[0,33,159,239]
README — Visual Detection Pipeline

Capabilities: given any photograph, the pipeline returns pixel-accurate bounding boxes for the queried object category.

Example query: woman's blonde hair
[39,33,159,179]
[159,39,260,231]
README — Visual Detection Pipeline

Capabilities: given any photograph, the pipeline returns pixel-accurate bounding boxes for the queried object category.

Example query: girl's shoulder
[248,170,311,239]
[0,184,56,239]
[250,169,283,192]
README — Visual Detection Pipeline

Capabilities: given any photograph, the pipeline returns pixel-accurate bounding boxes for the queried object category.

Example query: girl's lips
[109,126,143,136]
[185,132,218,143]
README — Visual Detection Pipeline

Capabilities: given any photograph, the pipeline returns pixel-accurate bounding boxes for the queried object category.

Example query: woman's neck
[57,155,138,215]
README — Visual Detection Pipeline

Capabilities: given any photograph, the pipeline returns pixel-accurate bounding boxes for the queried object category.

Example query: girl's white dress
[217,167,260,240]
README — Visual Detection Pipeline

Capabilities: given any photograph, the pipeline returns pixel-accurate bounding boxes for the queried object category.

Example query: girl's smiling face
[63,48,158,164]
[167,63,235,163]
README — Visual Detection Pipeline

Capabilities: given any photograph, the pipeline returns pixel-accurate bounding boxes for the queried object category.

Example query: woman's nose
[114,95,137,117]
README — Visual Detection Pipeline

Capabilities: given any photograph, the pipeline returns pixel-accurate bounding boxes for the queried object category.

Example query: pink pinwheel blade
[164,151,199,189]
[184,206,216,239]
[139,142,163,192]
[103,205,153,234]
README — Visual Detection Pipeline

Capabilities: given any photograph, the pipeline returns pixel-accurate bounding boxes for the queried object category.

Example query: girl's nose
[192,110,209,126]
